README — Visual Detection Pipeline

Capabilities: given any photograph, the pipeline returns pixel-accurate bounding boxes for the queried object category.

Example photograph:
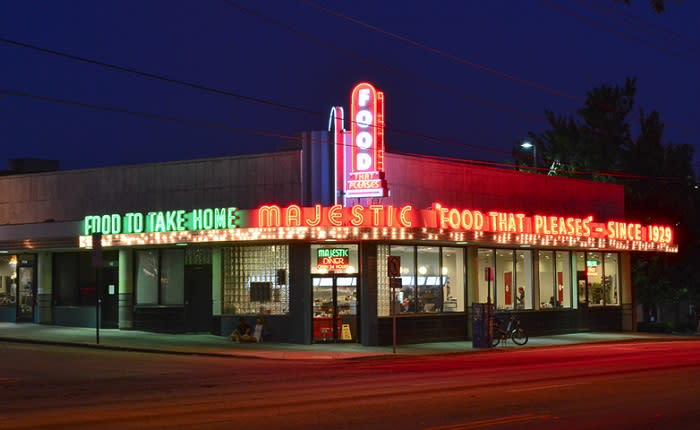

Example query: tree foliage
[525,77,699,307]
[617,0,666,13]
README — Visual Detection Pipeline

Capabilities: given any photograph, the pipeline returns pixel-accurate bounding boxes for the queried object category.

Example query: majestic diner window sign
[317,248,350,271]
[80,202,677,253]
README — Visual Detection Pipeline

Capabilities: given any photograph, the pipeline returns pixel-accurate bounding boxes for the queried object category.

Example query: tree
[617,0,666,13]
[526,77,699,320]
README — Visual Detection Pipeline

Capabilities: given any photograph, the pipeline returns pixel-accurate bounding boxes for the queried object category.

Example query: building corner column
[620,252,634,331]
[36,252,52,324]
[118,249,134,329]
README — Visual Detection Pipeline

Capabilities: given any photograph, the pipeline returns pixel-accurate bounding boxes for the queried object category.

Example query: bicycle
[491,315,528,346]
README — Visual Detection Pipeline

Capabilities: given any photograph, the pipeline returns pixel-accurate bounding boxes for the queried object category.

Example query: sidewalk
[0,322,694,361]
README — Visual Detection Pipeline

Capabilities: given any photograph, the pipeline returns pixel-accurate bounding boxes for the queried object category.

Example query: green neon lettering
[227,207,238,228]
[203,209,213,230]
[176,210,186,231]
[191,209,203,230]
[165,211,178,232]
[133,213,144,233]
[154,212,166,233]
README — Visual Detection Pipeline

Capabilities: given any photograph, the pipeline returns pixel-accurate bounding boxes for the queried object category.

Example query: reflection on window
[136,250,159,305]
[515,250,532,310]
[161,250,184,305]
[604,253,619,305]
[556,251,572,308]
[222,245,289,315]
[539,251,556,308]
[0,255,17,308]
[477,249,494,304]
[574,251,619,307]
[495,250,514,310]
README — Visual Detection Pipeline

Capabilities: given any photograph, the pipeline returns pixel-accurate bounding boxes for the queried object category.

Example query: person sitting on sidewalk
[231,317,265,343]
[230,317,250,342]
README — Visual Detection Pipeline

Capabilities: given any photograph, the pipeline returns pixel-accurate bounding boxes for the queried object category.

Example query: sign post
[388,256,401,354]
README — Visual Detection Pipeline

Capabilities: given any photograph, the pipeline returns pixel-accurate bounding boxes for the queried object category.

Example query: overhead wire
[0,88,693,185]
[299,0,700,138]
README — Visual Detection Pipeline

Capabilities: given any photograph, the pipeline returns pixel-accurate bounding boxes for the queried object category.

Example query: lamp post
[521,140,537,170]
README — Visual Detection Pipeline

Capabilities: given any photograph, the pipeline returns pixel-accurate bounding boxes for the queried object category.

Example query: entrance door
[100,267,119,329]
[312,275,358,343]
[184,265,213,333]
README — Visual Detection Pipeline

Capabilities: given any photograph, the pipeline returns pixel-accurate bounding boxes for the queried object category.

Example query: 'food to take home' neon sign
[346,82,387,198]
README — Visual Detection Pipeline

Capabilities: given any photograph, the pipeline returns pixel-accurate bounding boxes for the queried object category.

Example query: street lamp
[521,140,537,170]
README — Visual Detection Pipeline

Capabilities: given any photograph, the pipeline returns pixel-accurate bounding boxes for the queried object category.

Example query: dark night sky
[1,0,698,171]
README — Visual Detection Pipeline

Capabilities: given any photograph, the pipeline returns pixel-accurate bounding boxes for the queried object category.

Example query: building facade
[0,83,678,345]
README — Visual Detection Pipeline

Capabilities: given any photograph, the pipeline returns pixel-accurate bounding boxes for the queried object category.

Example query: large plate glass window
[135,249,184,305]
[515,250,532,310]
[477,249,494,304]
[495,250,514,310]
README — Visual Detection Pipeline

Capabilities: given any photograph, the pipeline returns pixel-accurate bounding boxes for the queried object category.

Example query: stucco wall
[0,151,302,225]
[383,153,625,220]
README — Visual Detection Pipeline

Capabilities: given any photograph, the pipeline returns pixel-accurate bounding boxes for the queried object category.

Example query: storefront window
[538,251,556,308]
[515,250,532,310]
[495,250,514,310]
[136,250,159,305]
[442,248,464,312]
[222,245,289,315]
[0,255,17,308]
[555,251,572,308]
[382,245,465,315]
[576,252,587,305]
[587,252,604,306]
[161,250,184,305]
[391,245,415,313]
[417,247,440,312]
[477,249,494,304]
[604,253,620,305]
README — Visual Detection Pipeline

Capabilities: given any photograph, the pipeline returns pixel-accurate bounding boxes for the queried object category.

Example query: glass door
[312,275,358,343]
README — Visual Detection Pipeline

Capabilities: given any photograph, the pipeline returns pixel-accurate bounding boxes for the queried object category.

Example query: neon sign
[346,82,387,198]
[317,248,350,270]
[251,203,675,245]
[83,207,239,235]
[80,202,677,252]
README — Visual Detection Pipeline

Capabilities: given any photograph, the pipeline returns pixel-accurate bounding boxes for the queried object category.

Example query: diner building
[0,83,677,345]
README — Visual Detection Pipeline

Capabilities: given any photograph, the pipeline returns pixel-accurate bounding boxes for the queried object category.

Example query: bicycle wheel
[491,331,501,347]
[511,328,528,345]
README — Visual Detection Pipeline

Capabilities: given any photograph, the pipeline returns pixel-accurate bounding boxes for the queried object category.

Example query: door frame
[311,273,359,343]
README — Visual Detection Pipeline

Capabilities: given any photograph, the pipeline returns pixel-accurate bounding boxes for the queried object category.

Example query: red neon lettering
[369,205,383,226]
[258,205,281,227]
[400,205,412,227]
[285,205,302,227]
[328,205,342,226]
[351,205,364,226]
[305,205,321,227]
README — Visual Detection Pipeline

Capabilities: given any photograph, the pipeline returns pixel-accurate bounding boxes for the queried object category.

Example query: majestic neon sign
[346,82,387,198]
[80,203,677,252]
[251,203,674,245]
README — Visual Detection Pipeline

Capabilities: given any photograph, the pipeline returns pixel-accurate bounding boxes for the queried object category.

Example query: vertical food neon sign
[346,82,386,198]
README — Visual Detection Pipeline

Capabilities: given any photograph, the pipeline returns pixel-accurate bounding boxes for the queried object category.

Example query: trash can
[472,302,493,348]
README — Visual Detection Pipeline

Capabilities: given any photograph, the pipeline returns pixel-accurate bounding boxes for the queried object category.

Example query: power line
[299,0,700,138]
[0,37,320,118]
[541,0,699,64]
[298,0,580,102]
[0,36,517,157]
[1,89,302,142]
